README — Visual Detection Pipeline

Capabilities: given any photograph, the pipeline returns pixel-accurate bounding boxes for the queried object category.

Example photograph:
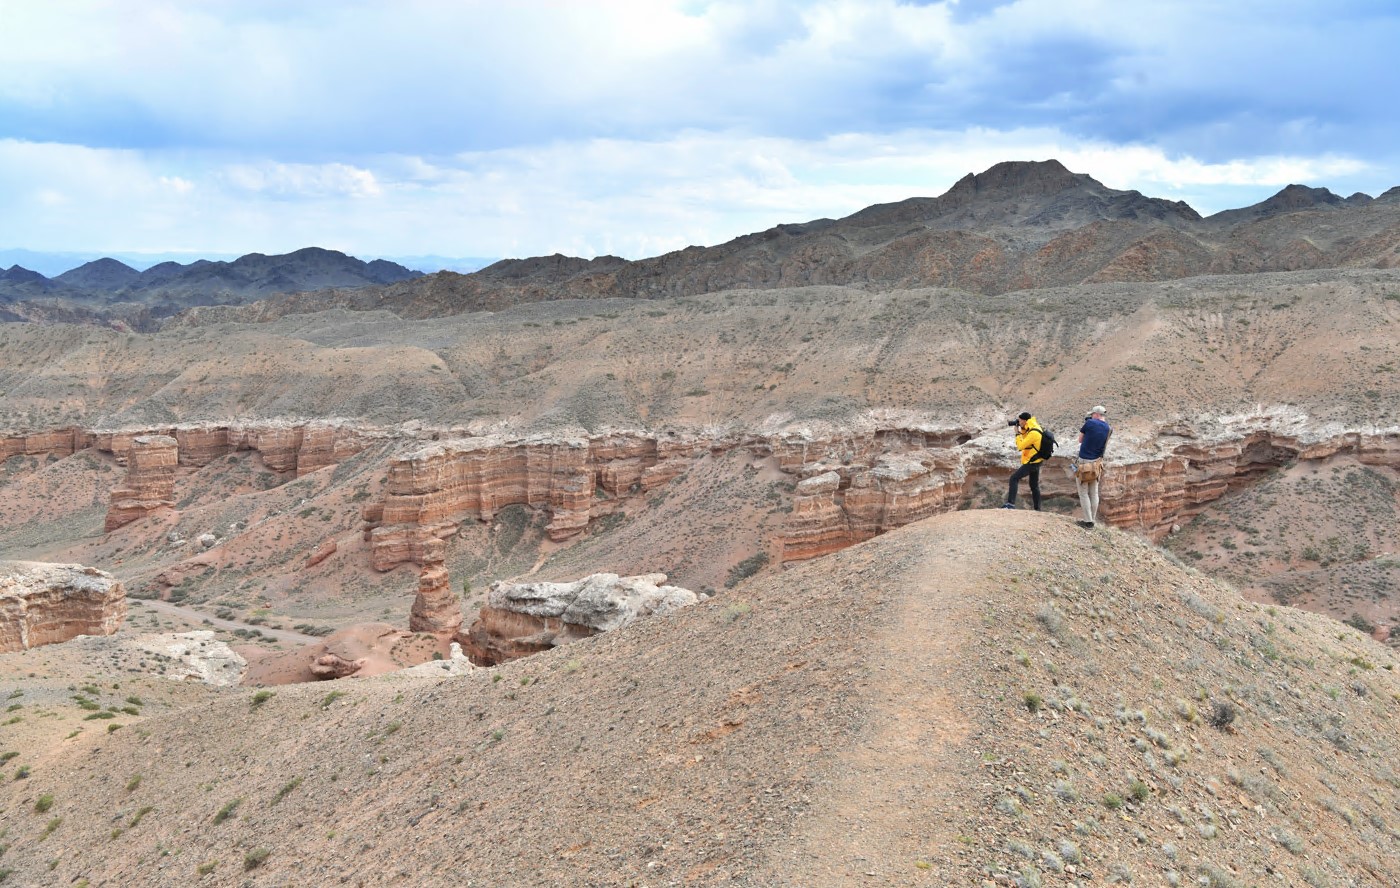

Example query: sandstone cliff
[0,561,126,652]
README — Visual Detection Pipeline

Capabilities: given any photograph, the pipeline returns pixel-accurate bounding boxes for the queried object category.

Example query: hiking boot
[1000,503,1015,509]
[1077,520,1095,529]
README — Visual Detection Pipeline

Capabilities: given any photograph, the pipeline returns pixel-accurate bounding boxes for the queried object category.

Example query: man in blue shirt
[1074,406,1112,528]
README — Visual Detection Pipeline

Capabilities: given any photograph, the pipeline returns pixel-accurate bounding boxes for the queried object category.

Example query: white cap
[1092,405,1107,415]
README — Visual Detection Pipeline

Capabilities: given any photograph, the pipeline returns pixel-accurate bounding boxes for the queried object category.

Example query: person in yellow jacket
[1002,411,1046,510]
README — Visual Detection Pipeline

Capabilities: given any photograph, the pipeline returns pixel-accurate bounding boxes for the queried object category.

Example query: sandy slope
[2,509,1397,886]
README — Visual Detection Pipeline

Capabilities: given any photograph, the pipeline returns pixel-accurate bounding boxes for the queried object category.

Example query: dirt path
[130,598,320,645]
[772,515,994,885]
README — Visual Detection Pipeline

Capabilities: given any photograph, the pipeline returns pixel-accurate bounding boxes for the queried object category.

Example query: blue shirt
[1078,418,1111,460]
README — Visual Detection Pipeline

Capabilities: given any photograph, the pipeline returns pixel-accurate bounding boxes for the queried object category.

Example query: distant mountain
[0,247,422,327]
[192,158,1398,323]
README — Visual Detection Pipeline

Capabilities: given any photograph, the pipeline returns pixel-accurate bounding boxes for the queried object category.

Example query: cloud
[0,130,1380,260]
[2,0,1396,160]
[0,1,1395,259]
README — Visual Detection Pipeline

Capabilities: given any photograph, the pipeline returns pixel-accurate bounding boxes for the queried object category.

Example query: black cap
[1018,412,1032,421]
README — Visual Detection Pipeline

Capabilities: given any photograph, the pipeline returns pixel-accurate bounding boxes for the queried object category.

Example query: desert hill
[2,511,1398,886]
[0,247,420,329]
[171,159,1400,324]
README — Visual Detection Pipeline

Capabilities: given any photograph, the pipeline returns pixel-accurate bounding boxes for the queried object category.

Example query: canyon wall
[0,562,127,652]
[368,433,718,570]
[6,419,1396,575]
[780,428,1400,561]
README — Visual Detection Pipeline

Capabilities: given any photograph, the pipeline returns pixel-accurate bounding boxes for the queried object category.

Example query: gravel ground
[3,509,1399,886]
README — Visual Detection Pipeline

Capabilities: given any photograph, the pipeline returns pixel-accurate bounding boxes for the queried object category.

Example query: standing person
[1002,411,1047,511]
[1074,405,1112,528]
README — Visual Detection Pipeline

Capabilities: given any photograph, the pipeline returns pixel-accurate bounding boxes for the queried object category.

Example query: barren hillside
[2,512,1397,886]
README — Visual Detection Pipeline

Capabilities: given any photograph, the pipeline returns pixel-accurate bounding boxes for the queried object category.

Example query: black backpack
[1033,428,1056,462]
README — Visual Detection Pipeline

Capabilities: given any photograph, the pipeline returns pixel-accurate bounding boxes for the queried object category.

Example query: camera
[1007,419,1020,427]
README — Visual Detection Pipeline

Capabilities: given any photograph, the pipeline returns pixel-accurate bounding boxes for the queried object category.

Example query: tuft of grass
[243,848,271,871]
[1102,792,1124,810]
[1023,691,1043,712]
[1128,779,1150,802]
[319,690,346,709]
[270,777,303,806]
[197,861,218,876]
[128,805,154,828]
[212,797,242,825]
[34,794,54,813]
[126,774,142,792]
[250,690,274,708]
[39,816,62,840]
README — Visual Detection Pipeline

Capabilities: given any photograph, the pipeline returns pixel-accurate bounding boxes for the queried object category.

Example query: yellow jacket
[1015,417,1046,465]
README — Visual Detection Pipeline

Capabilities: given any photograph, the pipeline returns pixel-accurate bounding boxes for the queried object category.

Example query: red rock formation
[175,426,233,466]
[459,607,592,665]
[105,435,179,531]
[304,540,338,569]
[0,561,127,652]
[0,428,88,462]
[310,651,367,679]
[780,428,1400,560]
[250,426,304,474]
[369,436,607,570]
[408,563,463,634]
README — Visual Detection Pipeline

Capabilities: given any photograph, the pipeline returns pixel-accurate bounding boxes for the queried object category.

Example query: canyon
[3,160,1400,886]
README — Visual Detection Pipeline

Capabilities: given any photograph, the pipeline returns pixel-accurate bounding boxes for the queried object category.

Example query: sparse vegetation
[212,798,242,824]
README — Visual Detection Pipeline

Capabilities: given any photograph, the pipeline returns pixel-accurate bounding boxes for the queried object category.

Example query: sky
[2,0,1399,268]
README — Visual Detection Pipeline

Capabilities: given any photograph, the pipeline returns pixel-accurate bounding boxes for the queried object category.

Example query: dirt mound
[2,510,1396,886]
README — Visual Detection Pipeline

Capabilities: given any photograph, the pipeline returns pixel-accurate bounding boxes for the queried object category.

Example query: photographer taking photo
[1002,411,1047,511]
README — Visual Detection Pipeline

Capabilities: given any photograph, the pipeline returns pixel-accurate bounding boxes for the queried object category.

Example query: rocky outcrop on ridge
[0,561,126,652]
[459,572,700,665]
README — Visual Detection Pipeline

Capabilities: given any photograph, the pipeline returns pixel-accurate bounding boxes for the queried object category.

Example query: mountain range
[166,159,1400,325]
[0,247,421,326]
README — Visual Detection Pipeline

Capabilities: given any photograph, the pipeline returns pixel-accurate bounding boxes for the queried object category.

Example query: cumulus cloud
[0,0,1395,259]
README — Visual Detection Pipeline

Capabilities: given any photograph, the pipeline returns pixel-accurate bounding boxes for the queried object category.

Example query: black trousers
[1007,462,1042,510]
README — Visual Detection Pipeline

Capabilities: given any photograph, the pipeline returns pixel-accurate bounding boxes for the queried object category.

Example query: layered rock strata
[0,561,127,652]
[105,435,179,530]
[408,537,463,635]
[459,572,700,666]
[83,421,372,530]
[369,433,717,570]
[781,426,1400,561]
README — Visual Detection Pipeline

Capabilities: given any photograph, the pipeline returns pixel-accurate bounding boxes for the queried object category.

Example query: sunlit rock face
[0,561,127,652]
